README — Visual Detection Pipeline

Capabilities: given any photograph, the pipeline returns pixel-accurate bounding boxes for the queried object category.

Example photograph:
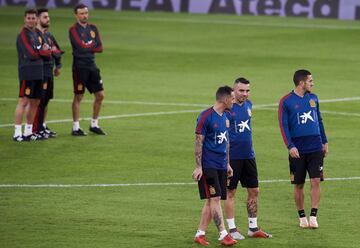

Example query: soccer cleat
[13,135,23,142]
[220,234,237,246]
[299,217,309,228]
[37,131,49,139]
[89,126,106,135]
[22,133,43,141]
[248,228,272,238]
[229,229,245,240]
[45,127,57,138]
[309,216,319,229]
[72,128,87,136]
[194,235,209,246]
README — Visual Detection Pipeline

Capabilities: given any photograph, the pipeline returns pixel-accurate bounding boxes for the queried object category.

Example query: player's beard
[41,22,49,29]
[80,17,88,24]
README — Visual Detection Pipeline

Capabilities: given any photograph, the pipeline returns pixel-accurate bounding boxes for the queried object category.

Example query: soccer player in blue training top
[192,86,237,246]
[69,3,105,136]
[278,69,328,229]
[14,9,52,142]
[224,77,272,239]
[33,8,63,138]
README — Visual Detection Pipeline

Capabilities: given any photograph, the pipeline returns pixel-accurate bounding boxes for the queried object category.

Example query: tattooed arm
[192,134,204,181]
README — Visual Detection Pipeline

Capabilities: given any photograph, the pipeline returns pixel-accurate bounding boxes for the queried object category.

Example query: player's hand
[227,164,233,178]
[42,43,50,50]
[54,68,61,77]
[289,147,300,158]
[192,167,202,181]
[323,143,329,157]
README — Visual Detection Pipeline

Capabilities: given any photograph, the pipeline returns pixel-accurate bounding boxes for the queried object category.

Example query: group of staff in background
[14,3,105,142]
[192,70,328,246]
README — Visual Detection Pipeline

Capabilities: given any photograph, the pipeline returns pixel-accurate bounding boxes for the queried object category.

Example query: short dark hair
[293,69,311,86]
[216,86,233,101]
[24,8,37,16]
[37,8,48,17]
[234,77,250,85]
[74,3,88,14]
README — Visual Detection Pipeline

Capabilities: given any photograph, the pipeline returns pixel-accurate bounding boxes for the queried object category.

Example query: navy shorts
[289,151,324,184]
[198,168,227,200]
[19,80,42,99]
[72,66,103,94]
[227,159,258,189]
[41,76,54,99]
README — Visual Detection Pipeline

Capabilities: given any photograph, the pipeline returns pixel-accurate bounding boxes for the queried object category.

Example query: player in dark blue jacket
[278,69,328,229]
[14,9,52,142]
[69,4,105,136]
[192,86,237,246]
[33,8,63,138]
[224,78,271,239]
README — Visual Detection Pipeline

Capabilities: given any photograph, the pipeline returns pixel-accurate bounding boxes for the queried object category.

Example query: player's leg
[33,81,49,138]
[290,155,308,228]
[217,170,237,246]
[224,159,244,240]
[308,151,324,228]
[14,80,30,141]
[13,97,28,141]
[243,159,272,238]
[23,80,42,141]
[42,76,56,137]
[71,67,87,136]
[194,171,212,245]
[88,68,106,135]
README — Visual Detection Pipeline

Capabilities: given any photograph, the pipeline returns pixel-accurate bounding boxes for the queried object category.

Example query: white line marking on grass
[0,109,203,128]
[1,177,359,188]
[0,96,359,127]
[1,96,359,107]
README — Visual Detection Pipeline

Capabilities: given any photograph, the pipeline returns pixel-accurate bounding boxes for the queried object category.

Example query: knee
[95,91,104,102]
[295,184,305,190]
[248,188,259,199]
[227,190,236,200]
[74,94,83,103]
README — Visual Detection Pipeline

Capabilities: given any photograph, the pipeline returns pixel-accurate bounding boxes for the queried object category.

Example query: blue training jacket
[278,91,327,154]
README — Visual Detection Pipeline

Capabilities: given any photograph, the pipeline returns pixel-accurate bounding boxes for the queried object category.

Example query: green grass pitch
[0,7,360,248]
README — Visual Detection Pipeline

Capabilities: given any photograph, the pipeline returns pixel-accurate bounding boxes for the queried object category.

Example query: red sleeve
[20,28,39,59]
[69,24,94,49]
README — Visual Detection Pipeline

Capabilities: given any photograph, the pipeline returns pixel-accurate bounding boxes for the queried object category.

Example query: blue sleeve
[317,100,328,144]
[278,100,295,149]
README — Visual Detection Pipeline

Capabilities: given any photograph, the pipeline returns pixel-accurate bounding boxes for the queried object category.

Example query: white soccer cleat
[299,217,309,228]
[230,230,245,240]
[309,216,319,229]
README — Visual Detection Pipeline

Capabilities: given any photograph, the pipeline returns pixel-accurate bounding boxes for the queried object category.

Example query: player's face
[76,7,89,24]
[233,83,250,104]
[224,92,235,110]
[38,12,50,28]
[24,13,37,29]
[303,75,314,92]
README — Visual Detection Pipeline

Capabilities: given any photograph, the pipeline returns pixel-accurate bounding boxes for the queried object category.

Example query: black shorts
[41,76,54,99]
[198,168,227,200]
[72,66,103,94]
[227,159,258,189]
[289,151,324,184]
[19,79,42,99]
